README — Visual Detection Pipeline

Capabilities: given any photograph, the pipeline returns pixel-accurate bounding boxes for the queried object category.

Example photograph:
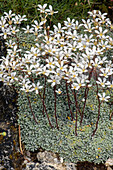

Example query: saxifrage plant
[0,4,113,163]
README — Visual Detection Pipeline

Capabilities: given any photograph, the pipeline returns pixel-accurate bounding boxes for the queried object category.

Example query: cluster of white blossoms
[0,4,113,102]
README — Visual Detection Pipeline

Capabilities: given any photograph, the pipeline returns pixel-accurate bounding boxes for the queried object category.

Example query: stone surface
[105,158,113,166]
[22,150,77,170]
[24,161,77,170]
[36,151,62,164]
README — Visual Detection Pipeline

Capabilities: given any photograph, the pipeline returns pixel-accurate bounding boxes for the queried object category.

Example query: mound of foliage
[17,79,113,164]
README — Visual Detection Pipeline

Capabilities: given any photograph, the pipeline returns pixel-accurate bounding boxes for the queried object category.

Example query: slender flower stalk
[80,83,89,125]
[54,85,59,129]
[73,90,78,136]
[109,112,113,120]
[38,91,53,128]
[72,87,81,116]
[75,105,78,136]
[92,83,101,136]
[42,75,46,117]
[26,93,38,124]
[80,66,95,125]
[66,81,74,120]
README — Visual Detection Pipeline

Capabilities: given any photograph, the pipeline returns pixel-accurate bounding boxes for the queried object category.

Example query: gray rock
[105,158,113,167]
[65,163,77,170]
[36,151,61,164]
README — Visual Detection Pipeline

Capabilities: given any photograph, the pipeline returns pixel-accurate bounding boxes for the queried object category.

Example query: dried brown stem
[19,125,23,155]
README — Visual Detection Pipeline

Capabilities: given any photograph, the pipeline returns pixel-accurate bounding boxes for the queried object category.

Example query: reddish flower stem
[73,89,81,117]
[92,83,101,136]
[66,81,74,120]
[54,85,59,129]
[26,93,38,124]
[80,66,95,125]
[109,112,113,120]
[42,76,46,117]
[80,84,89,125]
[73,90,78,136]
[75,107,78,136]
[39,91,53,128]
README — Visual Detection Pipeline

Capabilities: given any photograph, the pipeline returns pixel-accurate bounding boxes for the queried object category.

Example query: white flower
[9,72,18,82]
[66,30,77,40]
[63,47,74,59]
[71,82,79,90]
[20,83,33,93]
[9,60,19,70]
[64,17,75,28]
[77,63,88,74]
[72,20,82,30]
[55,60,67,72]
[53,23,64,34]
[88,10,97,18]
[99,40,111,50]
[99,67,112,78]
[4,10,15,19]
[37,4,47,13]
[71,77,85,90]
[84,34,94,45]
[0,73,7,82]
[12,14,27,24]
[22,54,32,64]
[18,14,27,22]
[22,25,34,33]
[12,15,21,24]
[68,41,77,51]
[96,77,107,87]
[38,65,50,76]
[98,92,110,102]
[18,76,30,87]
[55,88,62,94]
[46,57,55,69]
[32,20,43,31]
[43,35,53,44]
[95,27,108,38]
[0,28,11,39]
[91,57,102,68]
[0,16,8,29]
[26,47,40,57]
[106,80,113,88]
[45,5,58,15]
[5,40,16,48]
[7,45,21,56]
[32,82,43,94]
[55,70,64,79]
[82,48,93,60]
[47,75,60,87]
[23,65,35,75]
[44,44,56,54]
[84,23,93,32]
[0,58,10,70]
[11,26,19,34]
